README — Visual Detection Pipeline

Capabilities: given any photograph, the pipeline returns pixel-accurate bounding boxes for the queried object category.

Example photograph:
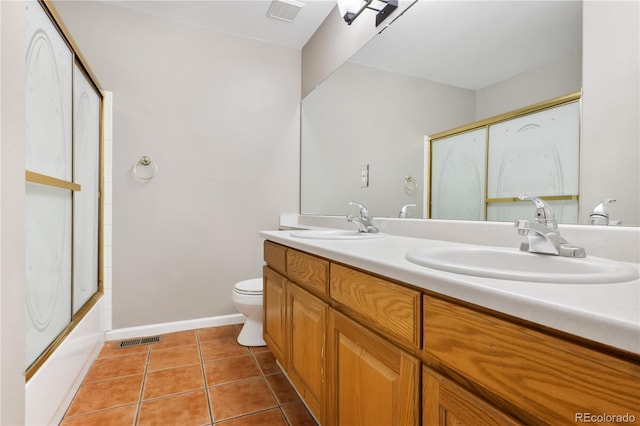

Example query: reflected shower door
[430,128,486,220]
[487,101,580,222]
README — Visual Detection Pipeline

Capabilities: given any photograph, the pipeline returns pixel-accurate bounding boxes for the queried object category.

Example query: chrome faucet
[588,198,616,225]
[347,202,379,233]
[399,204,416,218]
[514,195,586,257]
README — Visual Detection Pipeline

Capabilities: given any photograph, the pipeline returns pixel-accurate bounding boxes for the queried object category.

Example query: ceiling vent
[266,0,305,23]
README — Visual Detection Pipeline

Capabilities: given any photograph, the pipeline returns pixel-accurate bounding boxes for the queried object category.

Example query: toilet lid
[234,278,263,295]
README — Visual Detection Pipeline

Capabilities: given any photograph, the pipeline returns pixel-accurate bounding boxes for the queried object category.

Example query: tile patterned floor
[60,324,318,426]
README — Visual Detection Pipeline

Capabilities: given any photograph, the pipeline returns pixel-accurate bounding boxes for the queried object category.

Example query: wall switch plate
[360,164,369,187]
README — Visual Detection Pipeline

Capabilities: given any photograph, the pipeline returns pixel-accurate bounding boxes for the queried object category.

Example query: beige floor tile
[60,325,318,426]
[151,330,197,350]
[281,401,319,426]
[203,354,260,386]
[250,345,271,354]
[83,352,147,383]
[60,404,137,426]
[198,324,240,343]
[200,338,248,361]
[147,344,200,372]
[265,373,300,405]
[65,374,143,417]
[253,351,281,375]
[137,389,211,426]
[209,377,276,421]
[143,363,205,400]
[215,408,287,425]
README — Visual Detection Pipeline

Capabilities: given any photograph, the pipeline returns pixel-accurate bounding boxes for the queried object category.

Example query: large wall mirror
[301,1,637,225]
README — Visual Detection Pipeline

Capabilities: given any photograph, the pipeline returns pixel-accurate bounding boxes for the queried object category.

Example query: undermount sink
[405,246,639,284]
[290,230,385,240]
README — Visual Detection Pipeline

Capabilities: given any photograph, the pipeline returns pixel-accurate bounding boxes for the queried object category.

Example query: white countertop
[260,229,640,355]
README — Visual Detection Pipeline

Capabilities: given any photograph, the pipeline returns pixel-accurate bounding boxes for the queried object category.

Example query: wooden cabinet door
[327,309,420,426]
[423,367,522,426]
[288,283,327,424]
[424,295,640,424]
[263,266,287,367]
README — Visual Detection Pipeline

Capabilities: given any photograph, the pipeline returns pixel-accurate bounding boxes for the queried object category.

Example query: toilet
[232,278,266,347]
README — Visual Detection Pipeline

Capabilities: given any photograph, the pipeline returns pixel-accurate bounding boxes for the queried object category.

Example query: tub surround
[266,215,640,355]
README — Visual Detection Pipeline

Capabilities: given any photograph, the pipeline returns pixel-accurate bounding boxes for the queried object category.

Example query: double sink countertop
[260,229,640,356]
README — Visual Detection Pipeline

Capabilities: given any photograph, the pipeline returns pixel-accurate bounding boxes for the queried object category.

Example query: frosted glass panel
[431,128,486,220]
[25,1,72,181]
[73,64,101,313]
[487,102,580,199]
[487,200,579,223]
[25,183,72,368]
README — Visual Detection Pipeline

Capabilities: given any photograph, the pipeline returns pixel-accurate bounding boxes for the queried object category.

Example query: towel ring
[404,175,417,194]
[133,155,158,180]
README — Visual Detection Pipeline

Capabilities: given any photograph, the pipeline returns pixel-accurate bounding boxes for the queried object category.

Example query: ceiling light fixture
[266,0,305,23]
[337,0,398,26]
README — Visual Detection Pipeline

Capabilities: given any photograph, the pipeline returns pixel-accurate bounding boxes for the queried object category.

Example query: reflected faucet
[588,198,616,225]
[347,202,379,233]
[399,204,416,218]
[514,195,586,257]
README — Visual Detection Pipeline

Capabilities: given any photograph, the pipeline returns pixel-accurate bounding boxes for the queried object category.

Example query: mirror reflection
[301,1,585,221]
[429,94,581,223]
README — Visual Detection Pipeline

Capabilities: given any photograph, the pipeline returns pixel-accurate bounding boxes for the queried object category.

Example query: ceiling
[98,0,582,90]
[100,0,337,49]
[351,1,583,90]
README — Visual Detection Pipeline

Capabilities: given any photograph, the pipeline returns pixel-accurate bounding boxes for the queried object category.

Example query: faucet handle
[519,195,557,231]
[558,244,586,257]
[349,201,371,219]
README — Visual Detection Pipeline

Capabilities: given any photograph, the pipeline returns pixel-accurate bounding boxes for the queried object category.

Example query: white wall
[301,62,475,217]
[52,1,301,329]
[581,1,639,226]
[476,51,582,120]
[302,1,414,98]
[0,2,27,424]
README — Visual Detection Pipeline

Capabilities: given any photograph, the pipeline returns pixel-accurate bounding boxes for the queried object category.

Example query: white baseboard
[105,313,245,341]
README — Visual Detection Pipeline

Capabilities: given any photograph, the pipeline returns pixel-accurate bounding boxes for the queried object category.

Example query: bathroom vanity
[261,229,640,426]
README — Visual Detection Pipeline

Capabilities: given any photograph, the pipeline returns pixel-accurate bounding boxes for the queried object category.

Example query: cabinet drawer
[330,264,421,348]
[264,240,286,276]
[423,295,640,425]
[286,249,329,296]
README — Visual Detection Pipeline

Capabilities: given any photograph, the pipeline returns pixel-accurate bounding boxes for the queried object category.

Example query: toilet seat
[234,278,263,296]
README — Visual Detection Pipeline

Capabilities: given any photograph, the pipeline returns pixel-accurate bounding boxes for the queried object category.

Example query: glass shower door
[72,62,101,314]
[25,0,74,369]
[25,0,102,373]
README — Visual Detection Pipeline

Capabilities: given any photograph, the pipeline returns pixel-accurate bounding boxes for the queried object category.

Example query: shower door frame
[25,0,105,381]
